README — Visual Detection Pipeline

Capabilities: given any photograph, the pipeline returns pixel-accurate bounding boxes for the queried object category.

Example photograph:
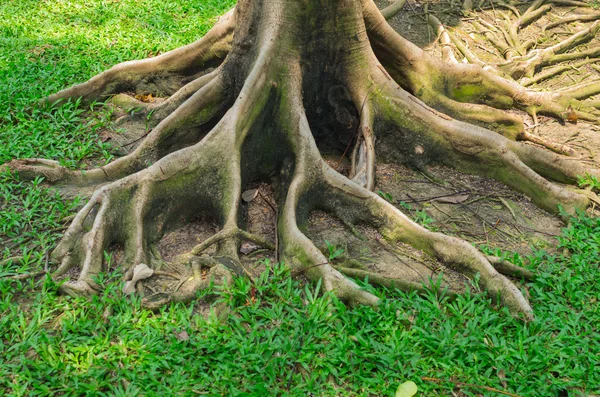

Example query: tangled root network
[6,0,600,320]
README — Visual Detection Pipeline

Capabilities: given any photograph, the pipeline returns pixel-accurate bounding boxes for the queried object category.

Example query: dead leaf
[434,194,469,204]
[174,330,190,341]
[566,105,578,123]
[242,188,259,202]
[134,93,155,103]
[99,130,112,142]
[123,263,154,295]
[497,368,507,388]
[240,242,259,255]
[103,306,113,323]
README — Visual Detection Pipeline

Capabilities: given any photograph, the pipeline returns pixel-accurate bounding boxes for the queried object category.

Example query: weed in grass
[577,173,600,191]
[325,240,345,261]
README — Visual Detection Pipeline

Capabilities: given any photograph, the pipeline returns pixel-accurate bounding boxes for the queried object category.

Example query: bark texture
[5,0,600,320]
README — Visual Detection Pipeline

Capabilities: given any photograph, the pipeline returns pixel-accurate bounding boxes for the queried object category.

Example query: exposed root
[334,265,439,294]
[521,59,600,87]
[366,0,600,144]
[43,9,235,106]
[278,77,380,306]
[4,0,598,320]
[558,80,600,101]
[543,11,600,32]
[50,76,264,297]
[485,256,535,281]
[5,72,231,186]
[373,78,594,216]
[428,14,459,64]
[110,69,221,122]
[321,165,534,319]
[1,270,46,281]
[520,131,575,157]
[381,0,407,20]
[501,20,600,79]
[363,0,600,148]
[349,101,376,190]
[190,227,275,256]
[142,263,233,309]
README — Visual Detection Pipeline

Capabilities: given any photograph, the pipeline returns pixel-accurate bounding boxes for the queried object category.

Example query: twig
[403,190,471,203]
[119,129,152,148]
[2,271,46,281]
[291,261,330,277]
[499,197,518,221]
[421,376,523,397]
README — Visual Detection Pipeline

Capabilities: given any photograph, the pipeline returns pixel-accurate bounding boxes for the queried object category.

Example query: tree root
[189,227,275,256]
[4,72,231,186]
[365,0,600,154]
[4,0,598,320]
[43,9,235,106]
[320,165,533,319]
[500,20,600,79]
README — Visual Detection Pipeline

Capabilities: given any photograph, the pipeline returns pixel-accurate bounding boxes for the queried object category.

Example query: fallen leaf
[396,381,418,397]
[99,130,112,142]
[566,105,578,123]
[240,242,259,255]
[242,188,259,202]
[123,263,154,295]
[434,194,469,204]
[497,368,507,388]
[174,330,189,341]
[134,93,155,103]
[103,306,113,324]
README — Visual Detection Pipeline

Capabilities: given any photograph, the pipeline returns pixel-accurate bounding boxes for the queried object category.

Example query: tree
[5,0,599,320]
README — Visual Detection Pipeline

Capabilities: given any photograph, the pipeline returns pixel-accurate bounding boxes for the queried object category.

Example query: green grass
[1,1,599,396]
[1,224,599,396]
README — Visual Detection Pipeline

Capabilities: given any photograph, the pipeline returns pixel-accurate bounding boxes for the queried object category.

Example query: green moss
[451,83,485,102]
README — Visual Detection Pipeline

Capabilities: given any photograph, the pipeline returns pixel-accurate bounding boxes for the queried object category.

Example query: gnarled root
[372,79,598,217]
[49,70,268,300]
[5,72,232,186]
[43,9,235,106]
[4,0,599,320]
[363,0,600,154]
[320,165,534,319]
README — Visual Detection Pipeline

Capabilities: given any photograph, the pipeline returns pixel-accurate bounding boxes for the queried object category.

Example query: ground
[1,0,599,396]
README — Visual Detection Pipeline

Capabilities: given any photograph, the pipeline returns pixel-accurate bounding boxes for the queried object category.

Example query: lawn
[1,1,599,396]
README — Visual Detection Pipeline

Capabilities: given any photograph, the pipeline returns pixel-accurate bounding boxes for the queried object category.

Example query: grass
[0,0,599,396]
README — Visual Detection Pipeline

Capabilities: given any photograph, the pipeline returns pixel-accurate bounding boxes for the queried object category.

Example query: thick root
[372,78,595,216]
[363,0,600,140]
[44,10,235,106]
[320,166,534,319]
[5,0,598,321]
[278,81,380,306]
[5,72,231,186]
[50,91,253,298]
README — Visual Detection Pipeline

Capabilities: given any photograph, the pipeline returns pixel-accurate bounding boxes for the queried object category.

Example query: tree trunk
[5,0,600,320]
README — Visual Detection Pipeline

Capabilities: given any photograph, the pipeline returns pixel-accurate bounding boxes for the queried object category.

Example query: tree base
[4,0,600,320]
